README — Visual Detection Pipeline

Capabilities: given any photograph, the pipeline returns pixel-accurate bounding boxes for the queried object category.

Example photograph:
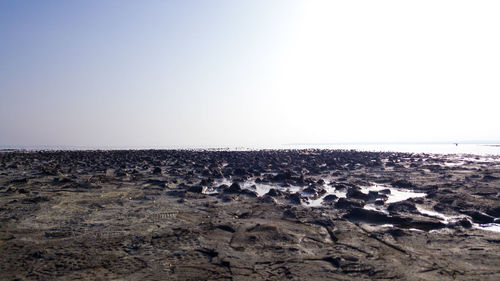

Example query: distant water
[1,143,499,156]
[216,143,500,155]
[278,143,500,156]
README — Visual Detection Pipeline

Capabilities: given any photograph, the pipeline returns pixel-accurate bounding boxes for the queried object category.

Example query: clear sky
[1,0,499,148]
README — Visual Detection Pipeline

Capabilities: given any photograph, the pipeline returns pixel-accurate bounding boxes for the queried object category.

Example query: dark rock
[406,220,446,231]
[45,230,72,238]
[221,195,234,202]
[334,198,365,209]
[283,209,297,219]
[377,194,388,201]
[303,185,326,198]
[323,194,338,202]
[216,225,236,233]
[482,174,499,181]
[343,208,394,224]
[167,190,186,198]
[211,169,223,178]
[333,183,350,190]
[152,167,162,174]
[387,228,406,237]
[344,208,445,231]
[199,178,213,186]
[387,201,417,213]
[311,219,335,228]
[89,203,104,209]
[296,175,305,185]
[258,195,277,204]
[457,218,472,228]
[287,192,305,205]
[316,187,327,197]
[303,186,317,194]
[267,188,284,197]
[391,179,415,189]
[233,168,247,176]
[367,191,379,201]
[432,204,445,213]
[116,170,127,177]
[17,188,29,194]
[240,189,258,197]
[187,185,205,193]
[146,179,168,187]
[464,211,495,224]
[346,188,369,201]
[486,206,500,218]
[53,177,74,184]
[426,190,438,199]
[223,183,242,194]
[420,185,439,192]
[413,197,424,204]
[218,184,229,191]
[22,196,49,204]
[273,171,294,182]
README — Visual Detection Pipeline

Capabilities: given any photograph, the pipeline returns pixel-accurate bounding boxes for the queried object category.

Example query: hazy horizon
[2,1,499,148]
[1,141,499,150]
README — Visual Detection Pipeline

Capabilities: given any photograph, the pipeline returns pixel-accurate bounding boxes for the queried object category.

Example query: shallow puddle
[475,223,500,232]
[417,206,500,233]
[240,181,279,196]
[208,178,499,233]
[212,178,301,197]
[359,184,426,204]
[416,207,462,222]
[211,178,427,208]
[363,204,389,214]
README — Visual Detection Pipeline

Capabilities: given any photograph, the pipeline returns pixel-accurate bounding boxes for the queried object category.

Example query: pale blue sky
[1,0,499,148]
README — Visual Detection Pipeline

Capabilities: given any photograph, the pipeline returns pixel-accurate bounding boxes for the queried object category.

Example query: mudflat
[1,150,499,280]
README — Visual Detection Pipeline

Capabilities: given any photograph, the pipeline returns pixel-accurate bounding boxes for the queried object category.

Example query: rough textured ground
[1,150,499,280]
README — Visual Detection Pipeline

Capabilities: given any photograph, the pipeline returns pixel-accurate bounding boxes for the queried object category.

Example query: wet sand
[1,150,499,280]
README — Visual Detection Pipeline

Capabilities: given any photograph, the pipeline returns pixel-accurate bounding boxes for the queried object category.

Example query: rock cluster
[0,149,499,280]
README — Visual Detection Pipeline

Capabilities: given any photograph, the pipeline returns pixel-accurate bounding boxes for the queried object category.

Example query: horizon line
[1,141,500,150]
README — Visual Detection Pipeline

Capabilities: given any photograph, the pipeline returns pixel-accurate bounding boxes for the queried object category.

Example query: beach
[1,149,499,280]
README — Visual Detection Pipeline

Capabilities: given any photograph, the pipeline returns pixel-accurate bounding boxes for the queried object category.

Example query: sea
[206,143,500,156]
[277,143,500,156]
